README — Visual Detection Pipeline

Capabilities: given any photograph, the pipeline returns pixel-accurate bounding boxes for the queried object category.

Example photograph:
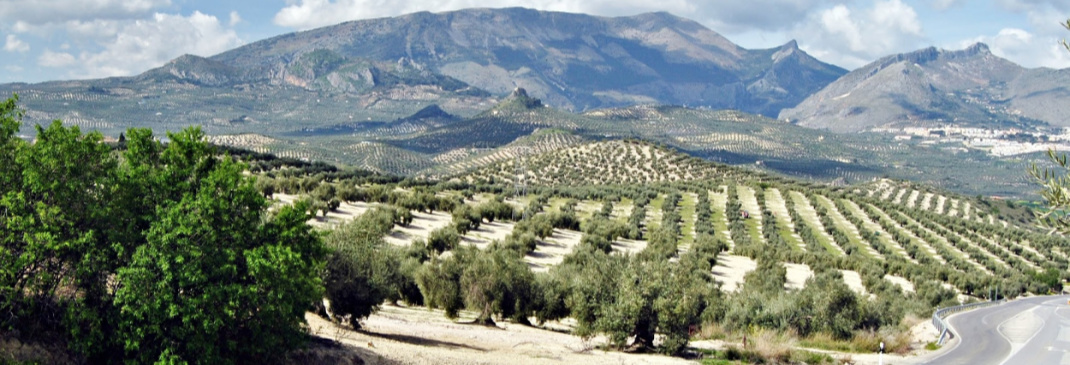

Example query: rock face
[780,43,1070,132]
[135,54,240,87]
[209,7,845,116]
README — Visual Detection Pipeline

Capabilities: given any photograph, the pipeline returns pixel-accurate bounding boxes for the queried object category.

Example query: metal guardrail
[932,299,1006,345]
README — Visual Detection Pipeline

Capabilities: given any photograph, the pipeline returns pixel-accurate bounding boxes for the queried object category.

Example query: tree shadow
[360,331,488,352]
[526,250,553,259]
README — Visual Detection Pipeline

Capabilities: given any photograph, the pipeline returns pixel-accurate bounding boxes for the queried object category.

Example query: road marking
[997,308,1046,365]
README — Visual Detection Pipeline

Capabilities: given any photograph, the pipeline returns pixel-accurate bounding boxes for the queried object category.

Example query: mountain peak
[482,87,545,114]
[780,42,1031,132]
[511,87,530,99]
[771,40,801,62]
[963,42,990,56]
[405,104,455,121]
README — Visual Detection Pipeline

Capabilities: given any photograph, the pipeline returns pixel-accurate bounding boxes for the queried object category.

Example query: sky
[1,0,1069,83]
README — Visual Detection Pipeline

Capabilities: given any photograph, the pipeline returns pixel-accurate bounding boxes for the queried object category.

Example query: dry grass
[749,329,797,361]
[798,328,912,355]
[695,322,731,341]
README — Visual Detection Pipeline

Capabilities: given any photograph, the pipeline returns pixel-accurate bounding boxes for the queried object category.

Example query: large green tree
[112,128,325,364]
[0,96,326,364]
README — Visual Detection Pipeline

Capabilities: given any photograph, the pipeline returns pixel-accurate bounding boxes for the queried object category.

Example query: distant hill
[0,8,845,142]
[780,43,1070,132]
[456,139,720,186]
[201,7,846,116]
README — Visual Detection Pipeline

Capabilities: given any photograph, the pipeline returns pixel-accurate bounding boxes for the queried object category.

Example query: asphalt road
[923,295,1070,365]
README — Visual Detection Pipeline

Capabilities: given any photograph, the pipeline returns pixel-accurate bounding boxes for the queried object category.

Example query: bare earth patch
[839,270,867,295]
[885,275,915,293]
[383,211,453,246]
[527,229,583,272]
[784,263,813,290]
[462,221,516,249]
[306,306,694,365]
[711,254,757,292]
[613,238,649,255]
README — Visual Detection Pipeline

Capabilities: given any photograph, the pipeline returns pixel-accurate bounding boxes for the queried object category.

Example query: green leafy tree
[0,112,116,346]
[321,207,404,329]
[460,247,536,325]
[112,128,325,364]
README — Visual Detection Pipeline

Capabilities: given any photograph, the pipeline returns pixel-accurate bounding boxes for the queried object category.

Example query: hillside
[444,140,1064,290]
[457,139,736,186]
[257,140,1069,362]
[0,8,1054,200]
[213,8,845,115]
[191,89,1044,198]
[780,43,1070,132]
[0,8,845,141]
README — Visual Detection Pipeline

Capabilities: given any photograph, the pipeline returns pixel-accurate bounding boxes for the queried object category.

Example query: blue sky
[1,0,1068,83]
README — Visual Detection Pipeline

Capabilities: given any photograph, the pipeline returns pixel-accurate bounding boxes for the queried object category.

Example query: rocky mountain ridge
[780,43,1070,132]
[206,7,846,116]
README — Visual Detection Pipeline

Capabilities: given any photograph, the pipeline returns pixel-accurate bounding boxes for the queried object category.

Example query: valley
[4,6,1070,365]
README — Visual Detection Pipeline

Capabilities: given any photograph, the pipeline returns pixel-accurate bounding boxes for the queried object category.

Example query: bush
[112,129,326,364]
[320,210,407,329]
[460,247,537,325]
[427,227,462,254]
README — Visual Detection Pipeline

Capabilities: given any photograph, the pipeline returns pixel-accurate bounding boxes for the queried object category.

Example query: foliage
[1031,149,1070,234]
[0,97,326,365]
[321,207,406,329]
[112,128,326,364]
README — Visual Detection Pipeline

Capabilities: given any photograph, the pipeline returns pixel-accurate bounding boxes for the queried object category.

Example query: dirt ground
[306,305,694,365]
[307,303,945,365]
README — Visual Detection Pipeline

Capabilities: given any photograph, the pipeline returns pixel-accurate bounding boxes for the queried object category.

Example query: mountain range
[0,7,1066,198]
[781,43,1070,132]
[209,7,846,116]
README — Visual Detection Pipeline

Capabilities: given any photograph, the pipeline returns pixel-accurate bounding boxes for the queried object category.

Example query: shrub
[426,226,462,254]
[320,210,407,329]
[112,129,326,364]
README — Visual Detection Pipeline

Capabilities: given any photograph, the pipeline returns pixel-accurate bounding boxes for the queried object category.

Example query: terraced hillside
[857,179,1038,227]
[229,91,1041,197]
[266,143,1067,303]
[252,138,1068,359]
[456,139,740,186]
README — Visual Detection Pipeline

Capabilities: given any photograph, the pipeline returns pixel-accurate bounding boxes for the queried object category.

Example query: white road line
[997,307,1046,365]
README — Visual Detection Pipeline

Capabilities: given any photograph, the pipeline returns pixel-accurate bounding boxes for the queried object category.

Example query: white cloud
[793,0,925,69]
[4,34,28,52]
[36,11,242,79]
[38,50,76,67]
[931,0,964,10]
[995,0,1070,38]
[961,28,1070,68]
[0,0,171,26]
[229,11,242,26]
[272,0,831,33]
[77,11,242,78]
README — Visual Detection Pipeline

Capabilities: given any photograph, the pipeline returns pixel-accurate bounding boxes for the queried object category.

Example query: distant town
[874,126,1070,157]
